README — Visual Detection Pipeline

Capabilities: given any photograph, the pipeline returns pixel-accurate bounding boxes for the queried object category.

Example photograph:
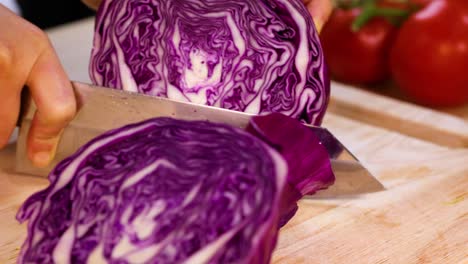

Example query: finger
[26,44,76,168]
[0,30,25,148]
[0,79,21,148]
[0,5,76,166]
[306,0,334,33]
[81,0,103,10]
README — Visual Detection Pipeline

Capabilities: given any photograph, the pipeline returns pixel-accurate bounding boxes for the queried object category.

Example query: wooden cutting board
[328,81,468,148]
[1,113,466,264]
[273,114,468,263]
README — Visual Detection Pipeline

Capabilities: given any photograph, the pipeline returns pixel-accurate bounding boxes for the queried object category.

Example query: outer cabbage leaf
[89,0,330,125]
[247,113,335,226]
[248,113,334,196]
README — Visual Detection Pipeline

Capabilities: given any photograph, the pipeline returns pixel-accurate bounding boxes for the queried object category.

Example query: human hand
[81,0,101,10]
[303,0,334,32]
[0,5,76,167]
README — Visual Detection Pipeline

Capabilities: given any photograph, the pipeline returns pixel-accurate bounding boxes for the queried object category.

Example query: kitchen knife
[15,81,384,197]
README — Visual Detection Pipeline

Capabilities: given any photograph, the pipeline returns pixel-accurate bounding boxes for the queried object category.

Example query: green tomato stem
[351,3,411,31]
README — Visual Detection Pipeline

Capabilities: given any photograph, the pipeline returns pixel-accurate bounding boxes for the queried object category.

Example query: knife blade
[16,81,384,197]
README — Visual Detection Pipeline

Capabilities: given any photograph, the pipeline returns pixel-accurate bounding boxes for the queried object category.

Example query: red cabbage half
[89,0,330,125]
[16,115,334,264]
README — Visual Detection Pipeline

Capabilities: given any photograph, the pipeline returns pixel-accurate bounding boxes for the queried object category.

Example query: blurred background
[1,0,95,29]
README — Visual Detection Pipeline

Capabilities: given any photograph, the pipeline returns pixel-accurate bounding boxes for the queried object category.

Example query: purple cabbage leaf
[89,0,330,125]
[16,114,334,264]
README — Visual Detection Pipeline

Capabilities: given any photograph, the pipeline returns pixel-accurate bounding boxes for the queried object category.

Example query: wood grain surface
[273,114,468,263]
[328,82,468,149]
[1,114,466,263]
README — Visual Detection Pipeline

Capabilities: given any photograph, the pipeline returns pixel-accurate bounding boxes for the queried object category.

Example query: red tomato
[320,8,397,84]
[390,0,468,107]
[410,0,433,6]
[380,0,431,9]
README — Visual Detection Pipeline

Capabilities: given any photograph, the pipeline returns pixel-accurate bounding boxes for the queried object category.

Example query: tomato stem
[351,1,412,31]
[333,0,363,9]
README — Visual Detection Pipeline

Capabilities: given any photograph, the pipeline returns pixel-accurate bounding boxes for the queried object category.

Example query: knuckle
[20,21,51,53]
[0,21,49,71]
[45,102,77,125]
[24,22,49,44]
[0,42,14,71]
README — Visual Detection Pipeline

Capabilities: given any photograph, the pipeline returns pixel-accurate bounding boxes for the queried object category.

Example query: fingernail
[33,151,52,168]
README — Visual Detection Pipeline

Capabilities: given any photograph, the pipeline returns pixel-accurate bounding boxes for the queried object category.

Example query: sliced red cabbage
[248,113,334,196]
[16,114,334,263]
[89,0,330,125]
[247,113,335,226]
